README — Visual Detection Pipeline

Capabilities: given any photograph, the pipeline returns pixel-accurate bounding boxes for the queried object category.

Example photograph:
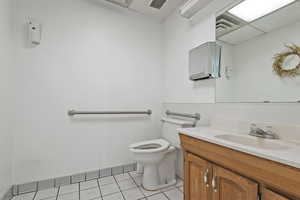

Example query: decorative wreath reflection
[273,45,300,77]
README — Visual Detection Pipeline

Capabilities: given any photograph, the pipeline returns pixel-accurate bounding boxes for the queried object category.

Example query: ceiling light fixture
[228,0,296,22]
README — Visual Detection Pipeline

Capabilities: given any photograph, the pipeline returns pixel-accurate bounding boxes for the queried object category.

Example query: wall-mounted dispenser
[28,20,42,46]
[189,41,221,81]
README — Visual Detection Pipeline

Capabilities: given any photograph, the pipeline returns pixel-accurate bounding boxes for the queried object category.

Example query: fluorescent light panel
[228,0,296,22]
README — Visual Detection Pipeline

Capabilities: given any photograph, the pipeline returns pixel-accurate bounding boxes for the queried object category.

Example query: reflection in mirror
[216,1,300,103]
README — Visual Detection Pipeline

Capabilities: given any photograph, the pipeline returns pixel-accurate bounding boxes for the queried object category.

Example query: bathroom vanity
[179,128,300,200]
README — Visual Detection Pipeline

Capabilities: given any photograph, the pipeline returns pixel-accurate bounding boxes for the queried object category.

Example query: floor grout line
[128,172,158,200]
[55,187,60,200]
[96,179,103,199]
[16,169,136,195]
[12,172,183,200]
[162,192,170,200]
[78,182,81,200]
[36,182,39,193]
[128,172,140,188]
[15,191,37,196]
[98,176,123,186]
[141,192,165,200]
[112,175,126,200]
[98,178,124,198]
[32,191,37,200]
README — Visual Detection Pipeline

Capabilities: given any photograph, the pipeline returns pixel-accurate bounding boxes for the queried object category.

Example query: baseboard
[1,187,13,200]
[12,162,137,196]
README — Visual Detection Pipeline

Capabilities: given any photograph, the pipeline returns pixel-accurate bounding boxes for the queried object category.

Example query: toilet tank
[189,41,221,81]
[161,122,186,178]
[162,122,182,148]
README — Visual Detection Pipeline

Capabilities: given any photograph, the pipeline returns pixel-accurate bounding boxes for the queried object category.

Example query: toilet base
[136,162,144,174]
[140,146,177,191]
[142,179,177,191]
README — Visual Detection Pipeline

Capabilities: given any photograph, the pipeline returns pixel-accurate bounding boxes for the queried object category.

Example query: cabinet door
[263,189,290,200]
[212,165,258,200]
[184,153,212,200]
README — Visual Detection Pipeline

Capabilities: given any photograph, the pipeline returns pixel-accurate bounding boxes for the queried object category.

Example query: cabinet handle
[212,176,218,192]
[203,169,209,187]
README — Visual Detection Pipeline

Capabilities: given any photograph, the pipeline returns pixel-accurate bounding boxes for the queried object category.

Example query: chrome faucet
[249,124,279,139]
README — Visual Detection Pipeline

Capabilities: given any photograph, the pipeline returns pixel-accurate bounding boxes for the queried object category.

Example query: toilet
[129,139,177,191]
[128,115,192,191]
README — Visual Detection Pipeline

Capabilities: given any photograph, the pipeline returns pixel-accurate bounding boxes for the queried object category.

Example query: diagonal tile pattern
[11,171,183,200]
[80,180,98,190]
[35,188,58,200]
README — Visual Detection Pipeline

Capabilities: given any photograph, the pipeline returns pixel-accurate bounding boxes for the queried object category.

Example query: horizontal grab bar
[68,109,152,116]
[161,117,196,127]
[165,110,200,120]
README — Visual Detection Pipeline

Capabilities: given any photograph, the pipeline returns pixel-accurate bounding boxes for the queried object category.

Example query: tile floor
[12,171,184,200]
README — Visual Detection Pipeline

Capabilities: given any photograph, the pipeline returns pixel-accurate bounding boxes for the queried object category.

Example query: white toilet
[129,114,194,191]
[129,139,177,191]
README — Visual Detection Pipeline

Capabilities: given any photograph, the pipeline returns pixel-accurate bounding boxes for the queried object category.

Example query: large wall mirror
[216,0,300,103]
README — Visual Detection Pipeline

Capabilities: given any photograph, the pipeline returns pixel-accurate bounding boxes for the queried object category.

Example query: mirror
[216,1,300,103]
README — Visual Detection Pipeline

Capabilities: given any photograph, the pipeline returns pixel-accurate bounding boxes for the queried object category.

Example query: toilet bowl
[129,139,177,191]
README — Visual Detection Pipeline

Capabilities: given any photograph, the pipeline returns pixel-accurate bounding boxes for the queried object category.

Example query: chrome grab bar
[68,109,152,116]
[165,110,200,120]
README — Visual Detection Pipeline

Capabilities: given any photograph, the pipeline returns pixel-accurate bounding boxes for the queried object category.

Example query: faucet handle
[265,125,273,130]
[265,126,279,139]
[265,125,276,134]
[265,126,274,134]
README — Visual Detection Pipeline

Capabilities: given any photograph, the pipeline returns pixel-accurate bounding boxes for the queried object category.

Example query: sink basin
[215,134,290,150]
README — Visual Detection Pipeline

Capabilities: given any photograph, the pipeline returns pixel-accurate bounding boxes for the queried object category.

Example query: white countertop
[178,127,300,169]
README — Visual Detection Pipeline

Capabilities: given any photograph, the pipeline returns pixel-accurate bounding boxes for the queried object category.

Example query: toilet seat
[129,138,177,191]
[129,139,170,153]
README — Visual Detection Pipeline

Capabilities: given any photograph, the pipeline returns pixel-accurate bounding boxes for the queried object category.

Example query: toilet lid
[129,139,170,153]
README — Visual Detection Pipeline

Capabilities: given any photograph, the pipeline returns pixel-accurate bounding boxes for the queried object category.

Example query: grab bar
[165,110,200,120]
[161,117,196,127]
[68,109,152,116]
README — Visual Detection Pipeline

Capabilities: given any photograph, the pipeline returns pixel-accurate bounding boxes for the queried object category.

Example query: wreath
[272,45,300,77]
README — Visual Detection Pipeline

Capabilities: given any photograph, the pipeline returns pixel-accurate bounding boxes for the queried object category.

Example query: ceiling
[218,1,300,45]
[129,0,185,21]
[103,0,185,21]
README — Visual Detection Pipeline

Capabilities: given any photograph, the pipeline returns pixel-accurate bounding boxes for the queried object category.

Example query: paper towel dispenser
[189,41,221,81]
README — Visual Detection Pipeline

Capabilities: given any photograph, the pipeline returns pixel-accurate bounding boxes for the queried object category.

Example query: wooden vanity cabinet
[212,165,258,200]
[185,153,212,200]
[263,189,291,200]
[184,152,258,200]
[180,134,300,200]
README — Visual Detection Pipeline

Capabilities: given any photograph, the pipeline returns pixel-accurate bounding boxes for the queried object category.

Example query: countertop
[178,127,300,169]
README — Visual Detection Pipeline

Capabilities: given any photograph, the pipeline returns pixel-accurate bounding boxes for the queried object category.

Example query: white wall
[0,0,15,197]
[163,11,216,103]
[13,0,163,184]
